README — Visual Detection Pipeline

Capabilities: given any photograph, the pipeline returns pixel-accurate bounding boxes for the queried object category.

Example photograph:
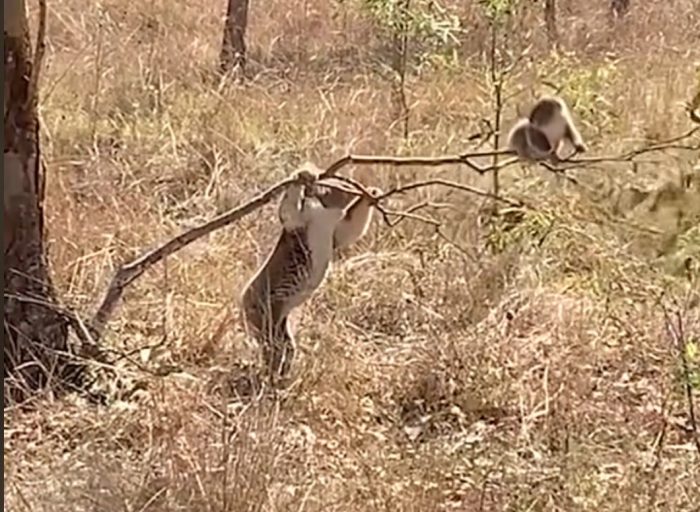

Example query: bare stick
[382,207,441,228]
[661,301,700,458]
[321,150,517,177]
[90,176,297,339]
[536,161,581,186]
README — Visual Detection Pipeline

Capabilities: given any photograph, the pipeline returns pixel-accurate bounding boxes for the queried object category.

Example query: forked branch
[90,176,297,339]
[322,150,519,177]
[87,148,524,340]
[86,125,698,342]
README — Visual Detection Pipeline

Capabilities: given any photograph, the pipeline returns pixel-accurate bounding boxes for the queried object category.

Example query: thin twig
[380,201,453,229]
[377,178,526,209]
[382,207,441,228]
[536,161,581,186]
[489,18,504,209]
[320,173,525,209]
[554,127,700,170]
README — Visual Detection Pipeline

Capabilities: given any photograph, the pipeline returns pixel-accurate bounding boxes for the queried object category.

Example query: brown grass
[5,0,700,510]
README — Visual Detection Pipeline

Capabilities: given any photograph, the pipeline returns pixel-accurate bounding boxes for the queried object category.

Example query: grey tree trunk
[4,0,75,404]
[219,0,250,74]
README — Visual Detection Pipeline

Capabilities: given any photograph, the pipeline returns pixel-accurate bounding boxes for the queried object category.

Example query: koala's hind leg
[261,316,297,382]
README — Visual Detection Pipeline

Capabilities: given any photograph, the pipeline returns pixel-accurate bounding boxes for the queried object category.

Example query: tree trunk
[4,0,75,404]
[219,0,249,74]
[544,0,558,48]
[610,0,631,20]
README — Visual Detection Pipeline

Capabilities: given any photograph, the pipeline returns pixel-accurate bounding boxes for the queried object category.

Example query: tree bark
[219,0,249,74]
[4,0,76,404]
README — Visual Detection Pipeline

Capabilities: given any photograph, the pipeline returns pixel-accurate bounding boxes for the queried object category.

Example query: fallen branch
[89,176,298,339]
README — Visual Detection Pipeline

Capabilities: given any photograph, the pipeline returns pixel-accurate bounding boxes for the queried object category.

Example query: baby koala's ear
[293,161,323,185]
[293,169,318,187]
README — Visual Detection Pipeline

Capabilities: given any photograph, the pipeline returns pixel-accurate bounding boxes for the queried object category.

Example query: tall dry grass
[5,0,700,510]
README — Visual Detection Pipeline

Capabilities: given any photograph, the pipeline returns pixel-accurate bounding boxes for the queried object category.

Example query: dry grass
[4,0,700,510]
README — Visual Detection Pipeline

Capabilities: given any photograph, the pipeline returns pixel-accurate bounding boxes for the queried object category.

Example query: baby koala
[507,95,587,163]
